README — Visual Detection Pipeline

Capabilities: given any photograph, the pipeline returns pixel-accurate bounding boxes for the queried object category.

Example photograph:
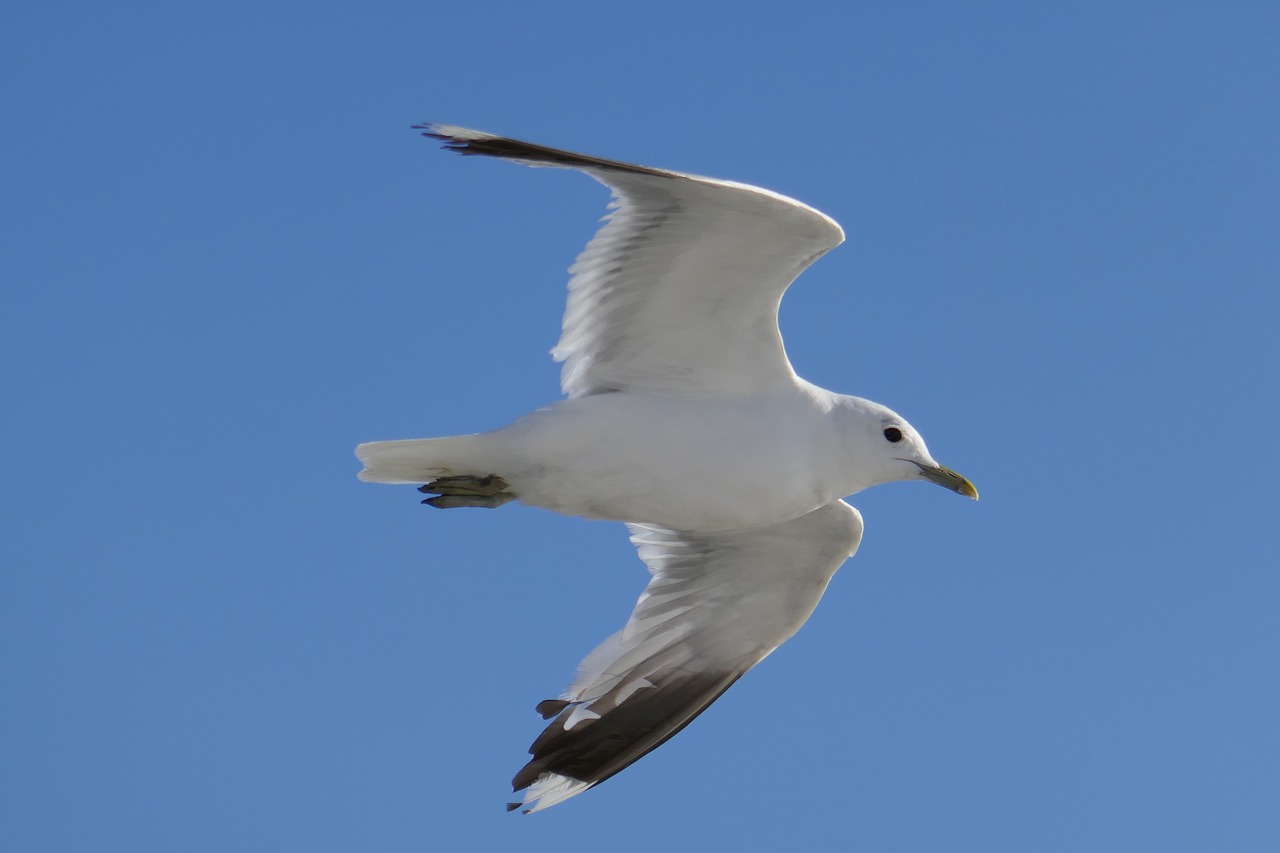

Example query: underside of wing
[508,501,864,813]
[420,124,846,397]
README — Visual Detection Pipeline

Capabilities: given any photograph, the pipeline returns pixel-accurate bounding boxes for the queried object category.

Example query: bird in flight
[357,124,977,813]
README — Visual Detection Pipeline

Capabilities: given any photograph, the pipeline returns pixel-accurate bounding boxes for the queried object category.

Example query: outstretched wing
[420,124,845,398]
[509,501,864,813]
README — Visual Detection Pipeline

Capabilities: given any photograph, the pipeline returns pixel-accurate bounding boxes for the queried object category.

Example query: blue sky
[3,1,1278,850]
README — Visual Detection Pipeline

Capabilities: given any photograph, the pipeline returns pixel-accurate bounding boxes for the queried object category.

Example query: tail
[355,434,490,484]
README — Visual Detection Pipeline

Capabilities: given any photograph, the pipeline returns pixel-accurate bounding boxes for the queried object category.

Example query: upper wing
[508,501,864,813]
[420,124,846,398]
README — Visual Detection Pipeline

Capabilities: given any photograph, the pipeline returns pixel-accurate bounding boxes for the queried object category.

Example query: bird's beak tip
[913,461,979,501]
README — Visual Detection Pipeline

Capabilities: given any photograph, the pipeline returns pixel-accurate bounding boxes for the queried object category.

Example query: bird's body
[362,380,905,531]
[356,124,977,812]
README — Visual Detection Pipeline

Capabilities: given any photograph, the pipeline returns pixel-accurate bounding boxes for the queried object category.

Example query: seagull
[356,124,978,813]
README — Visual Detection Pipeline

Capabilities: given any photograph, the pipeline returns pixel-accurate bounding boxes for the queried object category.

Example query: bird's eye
[883,427,904,443]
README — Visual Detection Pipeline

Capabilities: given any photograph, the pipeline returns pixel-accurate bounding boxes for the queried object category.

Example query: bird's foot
[421,493,516,509]
[418,475,516,509]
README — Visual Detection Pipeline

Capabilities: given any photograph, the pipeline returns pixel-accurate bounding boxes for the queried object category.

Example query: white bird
[356,124,978,813]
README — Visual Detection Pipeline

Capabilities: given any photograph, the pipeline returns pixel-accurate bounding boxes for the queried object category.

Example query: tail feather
[355,434,488,484]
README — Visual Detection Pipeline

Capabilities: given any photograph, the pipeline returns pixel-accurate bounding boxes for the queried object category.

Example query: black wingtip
[410,122,677,178]
[410,122,443,139]
[411,122,497,157]
[534,698,571,720]
[411,122,464,153]
[512,669,745,797]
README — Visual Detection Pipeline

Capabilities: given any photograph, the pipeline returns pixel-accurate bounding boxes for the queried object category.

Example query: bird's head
[840,398,978,500]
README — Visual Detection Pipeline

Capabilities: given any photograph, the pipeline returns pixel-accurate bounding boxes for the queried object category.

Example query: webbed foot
[421,492,516,509]
[418,475,515,509]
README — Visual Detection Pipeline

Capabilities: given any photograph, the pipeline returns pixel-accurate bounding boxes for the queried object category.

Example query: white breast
[488,390,848,530]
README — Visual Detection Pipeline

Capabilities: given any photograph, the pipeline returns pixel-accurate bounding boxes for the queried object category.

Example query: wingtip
[534,698,572,720]
[412,122,500,152]
[510,772,594,814]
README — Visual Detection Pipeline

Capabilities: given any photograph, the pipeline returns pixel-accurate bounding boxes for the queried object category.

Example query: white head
[838,396,978,499]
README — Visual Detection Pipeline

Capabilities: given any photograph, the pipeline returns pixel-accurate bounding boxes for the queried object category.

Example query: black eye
[883,427,903,443]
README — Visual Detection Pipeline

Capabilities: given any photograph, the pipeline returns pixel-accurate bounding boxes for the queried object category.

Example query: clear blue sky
[3,2,1277,850]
